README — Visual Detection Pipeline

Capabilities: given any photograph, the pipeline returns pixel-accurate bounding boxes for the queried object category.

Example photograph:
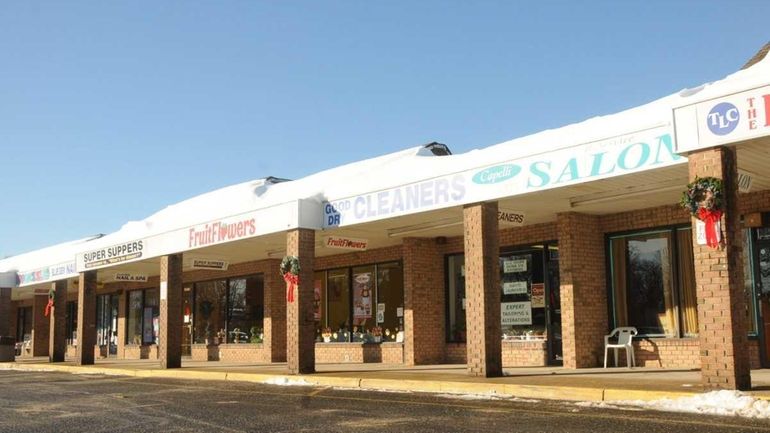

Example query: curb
[0,362,728,403]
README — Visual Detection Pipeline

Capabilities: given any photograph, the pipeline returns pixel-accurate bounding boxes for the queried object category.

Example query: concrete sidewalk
[3,358,770,402]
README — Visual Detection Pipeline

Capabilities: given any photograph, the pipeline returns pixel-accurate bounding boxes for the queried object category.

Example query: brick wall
[689,147,751,390]
[0,288,11,337]
[286,228,316,374]
[316,246,402,269]
[31,294,50,357]
[441,341,548,367]
[315,342,404,363]
[558,212,607,368]
[403,237,445,365]
[122,344,158,360]
[218,344,270,363]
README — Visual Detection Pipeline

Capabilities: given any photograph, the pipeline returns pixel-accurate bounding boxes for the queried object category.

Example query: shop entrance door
[545,246,562,365]
[753,228,770,367]
[96,294,119,357]
[182,286,193,357]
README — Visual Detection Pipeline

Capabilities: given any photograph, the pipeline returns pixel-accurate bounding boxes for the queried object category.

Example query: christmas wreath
[280,256,300,303]
[680,176,724,248]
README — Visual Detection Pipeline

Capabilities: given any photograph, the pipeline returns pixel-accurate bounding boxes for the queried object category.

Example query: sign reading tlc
[675,84,770,152]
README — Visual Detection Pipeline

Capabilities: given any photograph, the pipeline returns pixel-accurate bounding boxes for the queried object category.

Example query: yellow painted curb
[503,384,604,402]
[603,388,697,402]
[4,362,769,404]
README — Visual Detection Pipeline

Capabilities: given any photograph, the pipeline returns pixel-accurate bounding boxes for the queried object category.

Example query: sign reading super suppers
[81,240,144,269]
[323,127,682,228]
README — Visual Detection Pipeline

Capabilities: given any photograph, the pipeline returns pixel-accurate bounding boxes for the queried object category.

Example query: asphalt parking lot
[0,370,768,433]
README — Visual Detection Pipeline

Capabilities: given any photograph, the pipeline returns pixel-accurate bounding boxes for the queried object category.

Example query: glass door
[753,227,770,367]
[545,245,562,365]
[182,286,193,356]
[96,294,119,357]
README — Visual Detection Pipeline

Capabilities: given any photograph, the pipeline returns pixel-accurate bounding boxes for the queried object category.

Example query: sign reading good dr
[675,85,770,152]
[323,127,681,228]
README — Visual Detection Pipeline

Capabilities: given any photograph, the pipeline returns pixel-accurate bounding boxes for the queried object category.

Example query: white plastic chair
[603,327,637,368]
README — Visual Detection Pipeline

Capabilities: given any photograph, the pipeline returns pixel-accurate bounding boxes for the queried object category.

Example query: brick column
[286,229,315,374]
[31,293,51,357]
[116,290,126,359]
[688,146,751,390]
[76,271,97,365]
[48,280,67,362]
[0,287,11,337]
[263,259,287,362]
[557,212,607,369]
[159,254,183,369]
[463,202,502,377]
[403,237,445,365]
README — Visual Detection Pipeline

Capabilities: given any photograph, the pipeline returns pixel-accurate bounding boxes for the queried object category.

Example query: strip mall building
[2,44,770,390]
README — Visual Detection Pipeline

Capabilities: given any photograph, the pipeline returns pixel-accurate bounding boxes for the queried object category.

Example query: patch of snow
[436,393,539,403]
[262,377,311,387]
[578,391,770,419]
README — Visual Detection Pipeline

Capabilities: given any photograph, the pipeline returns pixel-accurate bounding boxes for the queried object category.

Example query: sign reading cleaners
[81,240,145,269]
[675,85,770,152]
[324,126,681,228]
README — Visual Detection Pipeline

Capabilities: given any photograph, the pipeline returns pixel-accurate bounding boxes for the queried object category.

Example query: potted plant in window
[321,327,333,343]
[371,326,383,343]
[250,326,263,344]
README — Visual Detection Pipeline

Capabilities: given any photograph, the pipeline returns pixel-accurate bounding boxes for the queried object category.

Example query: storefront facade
[2,43,770,391]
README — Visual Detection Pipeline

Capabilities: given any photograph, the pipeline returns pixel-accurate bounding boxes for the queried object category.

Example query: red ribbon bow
[44,299,54,317]
[284,273,299,303]
[698,207,722,248]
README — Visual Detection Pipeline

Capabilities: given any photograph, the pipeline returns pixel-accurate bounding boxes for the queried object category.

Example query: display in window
[503,281,527,295]
[531,283,545,308]
[501,301,532,326]
[353,272,373,323]
[313,279,322,321]
[503,259,527,273]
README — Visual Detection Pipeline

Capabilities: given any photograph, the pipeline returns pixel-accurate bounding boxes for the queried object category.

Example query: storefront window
[327,269,351,341]
[127,290,143,345]
[96,294,119,353]
[316,262,404,343]
[126,289,160,345]
[500,251,547,339]
[193,280,227,344]
[744,229,759,335]
[16,306,32,343]
[65,301,77,345]
[447,247,553,343]
[227,275,264,343]
[609,227,696,337]
[447,255,466,342]
[377,262,404,340]
[313,271,326,331]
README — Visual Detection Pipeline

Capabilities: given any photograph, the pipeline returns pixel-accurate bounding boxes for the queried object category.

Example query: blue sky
[1,1,768,258]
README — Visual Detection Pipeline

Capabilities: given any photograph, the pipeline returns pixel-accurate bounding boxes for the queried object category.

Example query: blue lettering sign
[707,102,740,135]
[472,164,522,184]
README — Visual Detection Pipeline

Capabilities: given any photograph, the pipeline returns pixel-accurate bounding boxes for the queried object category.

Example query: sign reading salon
[675,85,770,152]
[323,126,682,228]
